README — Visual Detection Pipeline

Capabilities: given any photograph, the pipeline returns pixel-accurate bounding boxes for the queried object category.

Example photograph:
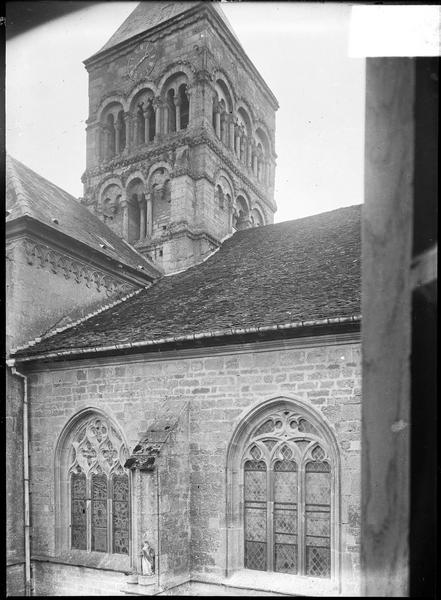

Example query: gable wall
[6,236,135,353]
[26,336,361,595]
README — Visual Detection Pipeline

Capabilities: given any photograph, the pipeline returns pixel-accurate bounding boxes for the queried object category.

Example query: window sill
[202,569,340,597]
[31,551,130,573]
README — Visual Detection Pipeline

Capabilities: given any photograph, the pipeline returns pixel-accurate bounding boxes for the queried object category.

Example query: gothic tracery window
[69,416,129,555]
[242,410,333,577]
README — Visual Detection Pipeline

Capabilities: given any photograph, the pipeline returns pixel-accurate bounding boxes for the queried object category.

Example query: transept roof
[11,204,362,360]
[6,154,159,279]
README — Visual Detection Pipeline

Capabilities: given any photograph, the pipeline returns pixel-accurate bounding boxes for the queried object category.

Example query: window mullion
[267,466,274,572]
[298,463,305,575]
[108,475,112,555]
[86,476,92,553]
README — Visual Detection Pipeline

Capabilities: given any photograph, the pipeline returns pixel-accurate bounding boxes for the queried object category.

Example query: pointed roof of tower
[6,154,160,279]
[90,1,242,60]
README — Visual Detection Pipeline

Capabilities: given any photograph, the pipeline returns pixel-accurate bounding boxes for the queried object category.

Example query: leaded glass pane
[274,459,297,574]
[71,472,87,550]
[306,546,331,577]
[244,460,267,571]
[305,459,331,578]
[91,474,108,552]
[112,474,129,554]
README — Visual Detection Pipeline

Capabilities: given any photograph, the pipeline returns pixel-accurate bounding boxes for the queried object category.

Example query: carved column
[252,150,258,175]
[234,124,240,157]
[174,95,181,131]
[124,113,131,153]
[115,121,121,155]
[144,107,151,144]
[133,114,139,147]
[120,191,128,240]
[163,103,169,135]
[229,115,235,151]
[146,192,153,237]
[247,139,253,168]
[138,195,146,240]
[215,108,221,139]
[220,112,226,144]
[154,98,161,139]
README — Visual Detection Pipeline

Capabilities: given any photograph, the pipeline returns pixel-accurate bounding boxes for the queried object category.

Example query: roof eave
[8,315,361,365]
[6,214,161,284]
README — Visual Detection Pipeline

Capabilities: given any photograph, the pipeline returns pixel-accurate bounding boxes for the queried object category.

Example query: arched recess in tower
[161,72,190,134]
[100,102,126,160]
[126,178,145,244]
[130,89,156,146]
[213,78,233,145]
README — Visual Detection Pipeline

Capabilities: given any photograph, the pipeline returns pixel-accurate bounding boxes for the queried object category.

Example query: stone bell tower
[81,1,278,274]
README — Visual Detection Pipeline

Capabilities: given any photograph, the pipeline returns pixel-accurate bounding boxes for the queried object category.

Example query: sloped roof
[95,1,200,56]
[6,155,159,278]
[90,1,241,59]
[12,205,361,359]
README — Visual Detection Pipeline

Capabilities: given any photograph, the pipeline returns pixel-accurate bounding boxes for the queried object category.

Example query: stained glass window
[71,472,87,550]
[112,474,129,555]
[68,414,129,555]
[91,474,108,552]
[242,410,334,579]
[244,459,267,571]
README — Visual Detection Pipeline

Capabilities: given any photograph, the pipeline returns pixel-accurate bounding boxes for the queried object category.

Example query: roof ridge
[8,286,148,356]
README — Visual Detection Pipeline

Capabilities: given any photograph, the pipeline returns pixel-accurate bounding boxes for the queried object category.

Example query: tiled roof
[6,155,159,278]
[12,205,361,359]
[91,1,241,58]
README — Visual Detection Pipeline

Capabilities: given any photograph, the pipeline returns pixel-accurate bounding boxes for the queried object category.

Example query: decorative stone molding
[22,240,134,296]
[83,129,273,210]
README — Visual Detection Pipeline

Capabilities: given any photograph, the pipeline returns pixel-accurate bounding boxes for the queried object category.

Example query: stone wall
[32,561,126,596]
[26,336,361,595]
[6,236,133,352]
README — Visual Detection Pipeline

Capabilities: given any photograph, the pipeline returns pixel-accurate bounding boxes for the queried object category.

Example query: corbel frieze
[21,239,134,296]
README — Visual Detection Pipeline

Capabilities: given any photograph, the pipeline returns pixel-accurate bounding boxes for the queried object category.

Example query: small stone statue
[140,539,155,576]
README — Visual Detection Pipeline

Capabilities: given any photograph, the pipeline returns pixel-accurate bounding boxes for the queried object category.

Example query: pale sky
[6,1,366,223]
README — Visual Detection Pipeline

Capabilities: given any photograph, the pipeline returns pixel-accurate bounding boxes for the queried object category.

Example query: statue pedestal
[138,575,156,586]
[121,574,158,596]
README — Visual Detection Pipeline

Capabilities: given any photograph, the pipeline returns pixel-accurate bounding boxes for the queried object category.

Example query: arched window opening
[100,184,123,237]
[64,413,129,555]
[116,110,126,154]
[167,89,176,133]
[250,208,264,228]
[106,114,116,159]
[227,400,339,581]
[136,105,145,146]
[147,100,155,141]
[150,168,171,236]
[179,84,189,129]
[216,185,225,209]
[234,195,250,230]
[127,194,141,244]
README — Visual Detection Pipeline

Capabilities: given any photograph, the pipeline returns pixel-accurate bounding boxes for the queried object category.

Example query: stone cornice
[82,127,276,212]
[19,237,134,297]
[136,223,220,252]
[6,215,160,286]
[20,330,361,373]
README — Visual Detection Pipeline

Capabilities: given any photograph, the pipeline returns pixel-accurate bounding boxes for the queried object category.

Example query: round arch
[225,396,341,583]
[156,63,195,96]
[97,96,127,123]
[127,81,158,109]
[212,69,236,105]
